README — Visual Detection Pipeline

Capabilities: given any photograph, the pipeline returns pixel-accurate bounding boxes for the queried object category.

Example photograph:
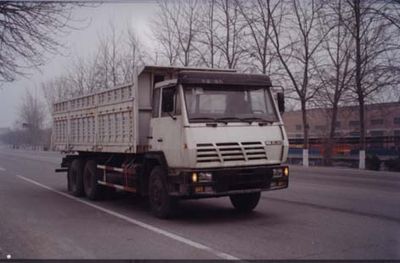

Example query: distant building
[282,102,400,155]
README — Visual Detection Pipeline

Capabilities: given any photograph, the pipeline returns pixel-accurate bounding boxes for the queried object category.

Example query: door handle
[157,138,163,142]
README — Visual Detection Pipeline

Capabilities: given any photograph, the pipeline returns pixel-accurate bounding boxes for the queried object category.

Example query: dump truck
[53,65,289,218]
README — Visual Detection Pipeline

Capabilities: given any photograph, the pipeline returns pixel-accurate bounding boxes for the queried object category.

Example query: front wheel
[229,192,261,213]
[148,166,176,219]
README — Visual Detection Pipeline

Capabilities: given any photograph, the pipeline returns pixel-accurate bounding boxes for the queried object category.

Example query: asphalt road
[0,146,399,260]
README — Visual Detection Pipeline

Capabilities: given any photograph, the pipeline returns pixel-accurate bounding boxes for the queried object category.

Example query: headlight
[273,167,289,177]
[192,172,198,183]
[198,172,213,182]
[283,167,289,176]
[191,172,213,183]
[273,168,283,177]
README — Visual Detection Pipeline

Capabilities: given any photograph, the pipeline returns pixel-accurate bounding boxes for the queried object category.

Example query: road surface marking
[0,167,5,172]
[16,175,239,260]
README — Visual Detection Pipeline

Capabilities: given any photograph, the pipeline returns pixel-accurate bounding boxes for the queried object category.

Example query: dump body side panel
[52,84,136,153]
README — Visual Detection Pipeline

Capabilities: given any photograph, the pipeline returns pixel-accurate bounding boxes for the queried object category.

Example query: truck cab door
[149,85,183,167]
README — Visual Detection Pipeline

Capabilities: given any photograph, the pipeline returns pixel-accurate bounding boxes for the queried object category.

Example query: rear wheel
[148,166,176,219]
[68,159,85,197]
[83,160,104,200]
[229,192,261,213]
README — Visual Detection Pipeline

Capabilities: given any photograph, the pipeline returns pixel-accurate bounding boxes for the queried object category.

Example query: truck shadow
[102,191,281,224]
[173,200,267,223]
[54,187,281,224]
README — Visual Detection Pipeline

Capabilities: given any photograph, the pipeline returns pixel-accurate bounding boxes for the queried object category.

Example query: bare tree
[0,2,88,82]
[268,0,331,166]
[152,1,180,66]
[96,21,124,88]
[18,88,47,146]
[195,0,219,68]
[344,0,400,168]
[313,0,354,165]
[214,0,247,69]
[237,0,279,74]
[153,0,200,67]
[1,88,49,148]
[42,20,149,109]
[90,21,147,89]
[41,76,74,113]
[121,27,145,82]
[109,21,119,87]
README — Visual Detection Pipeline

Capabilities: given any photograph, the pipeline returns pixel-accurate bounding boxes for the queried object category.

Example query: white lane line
[0,167,5,172]
[16,175,239,260]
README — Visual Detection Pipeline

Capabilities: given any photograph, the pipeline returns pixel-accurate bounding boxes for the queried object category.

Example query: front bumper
[168,165,289,198]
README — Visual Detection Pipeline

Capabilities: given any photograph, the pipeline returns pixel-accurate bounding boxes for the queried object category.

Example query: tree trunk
[301,100,309,166]
[325,105,338,166]
[353,0,366,169]
[359,96,366,169]
[210,0,215,68]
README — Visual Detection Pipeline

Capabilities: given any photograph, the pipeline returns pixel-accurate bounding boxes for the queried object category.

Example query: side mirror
[162,88,175,113]
[277,92,285,113]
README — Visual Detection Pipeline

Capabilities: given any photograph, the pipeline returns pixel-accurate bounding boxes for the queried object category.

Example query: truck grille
[196,141,267,163]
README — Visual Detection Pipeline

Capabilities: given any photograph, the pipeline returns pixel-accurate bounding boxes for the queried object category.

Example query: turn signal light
[198,172,213,182]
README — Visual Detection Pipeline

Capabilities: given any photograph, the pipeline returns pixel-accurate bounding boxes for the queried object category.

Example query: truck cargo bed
[52,83,136,153]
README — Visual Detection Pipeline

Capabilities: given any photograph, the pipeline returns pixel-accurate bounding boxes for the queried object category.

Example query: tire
[229,192,261,213]
[148,166,176,219]
[83,160,105,200]
[68,159,85,197]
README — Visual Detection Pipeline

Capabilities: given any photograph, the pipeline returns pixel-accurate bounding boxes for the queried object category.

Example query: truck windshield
[184,86,278,123]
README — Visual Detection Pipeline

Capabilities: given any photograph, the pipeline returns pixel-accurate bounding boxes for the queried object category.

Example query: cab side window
[152,88,160,118]
[175,89,181,115]
[161,86,181,117]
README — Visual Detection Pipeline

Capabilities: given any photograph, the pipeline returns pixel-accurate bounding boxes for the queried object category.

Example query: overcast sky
[0,1,158,128]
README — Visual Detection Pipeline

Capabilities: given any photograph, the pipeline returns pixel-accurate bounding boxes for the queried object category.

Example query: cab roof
[177,70,272,87]
[138,65,237,75]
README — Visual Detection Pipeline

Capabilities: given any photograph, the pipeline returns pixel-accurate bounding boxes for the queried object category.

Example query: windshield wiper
[189,117,228,124]
[217,117,243,123]
[241,117,275,125]
[216,117,249,123]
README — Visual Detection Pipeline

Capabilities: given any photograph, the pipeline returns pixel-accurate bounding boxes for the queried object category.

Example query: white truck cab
[150,71,288,168]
